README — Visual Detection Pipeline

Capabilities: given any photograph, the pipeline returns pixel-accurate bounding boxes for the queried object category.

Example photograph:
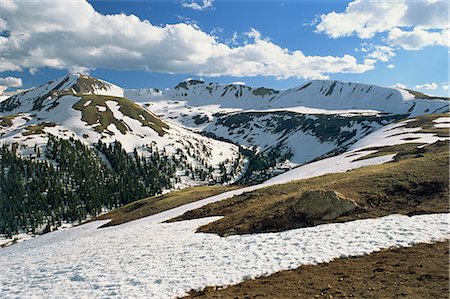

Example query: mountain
[128,79,448,116]
[0,74,448,237]
[125,79,448,168]
[0,74,244,186]
[0,74,249,238]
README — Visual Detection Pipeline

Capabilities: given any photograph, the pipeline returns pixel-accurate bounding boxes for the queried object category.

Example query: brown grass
[95,185,240,227]
[186,241,449,299]
[168,140,449,236]
[0,114,17,128]
[22,122,57,136]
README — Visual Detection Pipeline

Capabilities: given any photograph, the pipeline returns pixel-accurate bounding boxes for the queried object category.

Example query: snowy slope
[202,111,404,164]
[0,74,124,114]
[125,79,448,166]
[0,75,244,186]
[265,114,450,186]
[0,202,448,298]
[126,79,448,117]
[0,112,448,298]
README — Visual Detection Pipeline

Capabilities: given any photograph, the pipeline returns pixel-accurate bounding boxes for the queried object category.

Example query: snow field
[0,212,448,298]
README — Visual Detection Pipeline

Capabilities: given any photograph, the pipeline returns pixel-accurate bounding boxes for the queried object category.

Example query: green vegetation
[0,136,178,238]
[22,122,57,136]
[238,147,293,184]
[404,113,450,137]
[353,143,424,161]
[405,88,450,101]
[96,185,239,227]
[251,87,279,97]
[73,94,168,136]
[169,140,449,236]
[0,114,17,127]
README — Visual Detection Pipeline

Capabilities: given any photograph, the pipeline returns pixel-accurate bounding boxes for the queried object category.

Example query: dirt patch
[185,241,449,299]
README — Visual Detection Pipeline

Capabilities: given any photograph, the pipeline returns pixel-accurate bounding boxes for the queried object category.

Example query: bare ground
[186,241,449,299]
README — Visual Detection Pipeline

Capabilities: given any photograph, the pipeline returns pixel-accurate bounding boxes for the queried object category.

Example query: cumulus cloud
[387,64,395,69]
[0,0,375,80]
[0,76,22,87]
[387,27,449,50]
[442,83,449,91]
[415,82,438,90]
[0,76,22,95]
[393,83,406,89]
[365,45,396,62]
[316,0,449,50]
[182,0,213,11]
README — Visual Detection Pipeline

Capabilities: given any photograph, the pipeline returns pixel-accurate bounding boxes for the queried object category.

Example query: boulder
[293,189,358,221]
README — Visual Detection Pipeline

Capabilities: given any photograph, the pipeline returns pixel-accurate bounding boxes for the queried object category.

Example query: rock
[293,190,358,221]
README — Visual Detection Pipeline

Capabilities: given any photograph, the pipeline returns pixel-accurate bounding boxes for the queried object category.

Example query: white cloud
[231,81,246,85]
[0,76,22,95]
[387,27,449,50]
[316,0,449,50]
[0,76,22,87]
[182,0,213,11]
[387,64,395,69]
[245,28,262,41]
[441,83,448,91]
[0,0,375,80]
[365,45,396,62]
[316,1,406,39]
[393,83,406,89]
[415,82,438,90]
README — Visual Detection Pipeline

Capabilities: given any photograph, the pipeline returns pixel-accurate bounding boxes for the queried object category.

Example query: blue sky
[0,0,448,95]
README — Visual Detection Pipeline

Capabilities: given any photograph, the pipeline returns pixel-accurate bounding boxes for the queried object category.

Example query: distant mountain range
[1,74,448,168]
[0,72,448,239]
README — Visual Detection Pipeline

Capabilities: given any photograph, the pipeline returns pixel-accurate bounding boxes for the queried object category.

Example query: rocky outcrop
[293,190,358,222]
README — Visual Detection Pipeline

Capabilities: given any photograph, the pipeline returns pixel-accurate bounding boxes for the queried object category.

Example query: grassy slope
[73,94,169,136]
[95,185,240,227]
[405,88,450,101]
[0,114,17,127]
[168,140,449,236]
[22,122,57,136]
[186,241,449,299]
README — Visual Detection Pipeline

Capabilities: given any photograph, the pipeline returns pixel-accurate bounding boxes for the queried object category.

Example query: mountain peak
[0,74,124,113]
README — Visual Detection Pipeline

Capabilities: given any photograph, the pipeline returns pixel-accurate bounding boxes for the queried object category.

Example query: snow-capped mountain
[127,79,448,116]
[2,74,448,174]
[125,79,448,165]
[0,74,244,186]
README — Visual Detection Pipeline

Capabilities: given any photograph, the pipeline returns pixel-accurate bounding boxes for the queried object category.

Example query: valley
[0,74,448,298]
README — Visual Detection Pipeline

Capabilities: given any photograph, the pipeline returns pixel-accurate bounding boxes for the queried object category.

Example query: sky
[0,0,448,96]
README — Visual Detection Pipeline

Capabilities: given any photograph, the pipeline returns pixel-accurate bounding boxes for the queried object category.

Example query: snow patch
[0,212,448,298]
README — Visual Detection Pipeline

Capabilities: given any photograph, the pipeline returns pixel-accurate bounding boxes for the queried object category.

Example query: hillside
[0,74,246,238]
[0,74,244,183]
[126,79,449,177]
[168,114,449,235]
[1,74,448,239]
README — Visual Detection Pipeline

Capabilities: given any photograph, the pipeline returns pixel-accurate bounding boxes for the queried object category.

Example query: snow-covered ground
[1,117,449,298]
[0,206,448,298]
[1,76,449,297]
[265,116,450,186]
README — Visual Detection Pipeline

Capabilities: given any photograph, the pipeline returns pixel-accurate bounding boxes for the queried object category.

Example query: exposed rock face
[293,190,358,221]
